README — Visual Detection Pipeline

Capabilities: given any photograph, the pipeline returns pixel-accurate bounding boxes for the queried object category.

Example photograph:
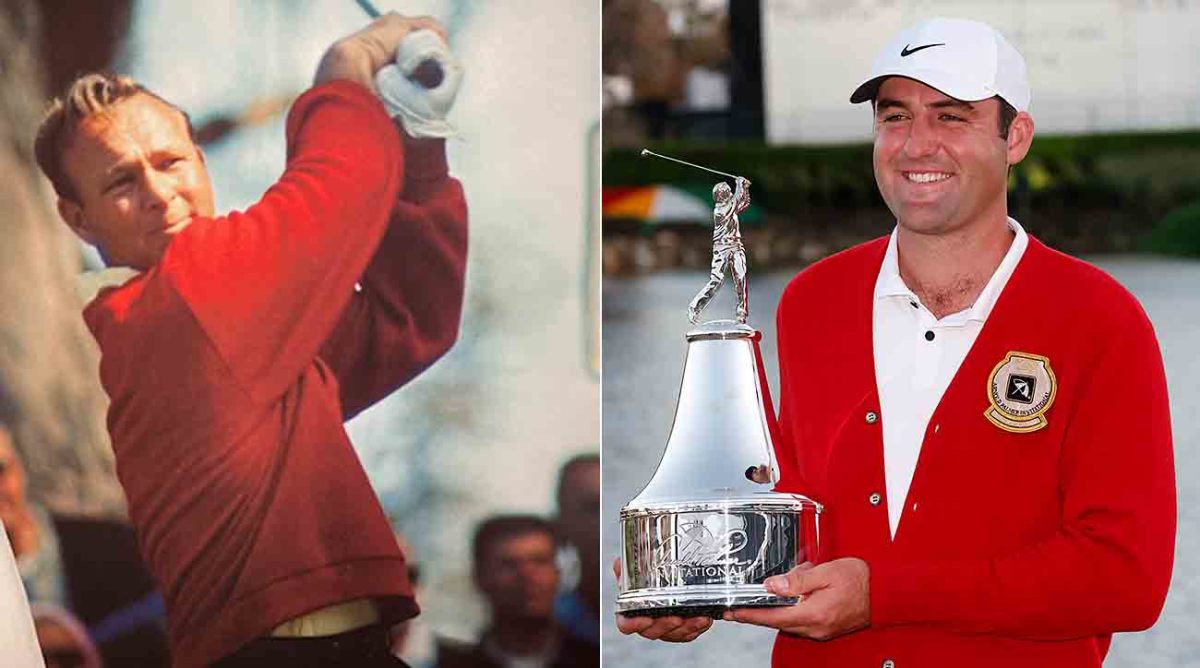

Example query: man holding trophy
[619,18,1175,667]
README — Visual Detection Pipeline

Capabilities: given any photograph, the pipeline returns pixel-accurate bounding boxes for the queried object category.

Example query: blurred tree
[0,0,127,516]
[603,0,687,139]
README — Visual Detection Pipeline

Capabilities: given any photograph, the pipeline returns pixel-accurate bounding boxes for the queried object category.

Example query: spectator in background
[0,422,169,666]
[553,454,600,645]
[437,515,598,668]
[32,603,104,668]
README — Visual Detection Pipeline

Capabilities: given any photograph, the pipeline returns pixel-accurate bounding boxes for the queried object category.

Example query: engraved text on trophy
[648,512,797,586]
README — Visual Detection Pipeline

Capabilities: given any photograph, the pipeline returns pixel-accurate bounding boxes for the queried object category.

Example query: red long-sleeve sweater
[83,81,467,667]
[772,236,1174,667]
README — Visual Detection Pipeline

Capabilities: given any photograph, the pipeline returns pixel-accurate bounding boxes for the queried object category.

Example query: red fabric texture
[82,81,467,667]
[772,236,1174,667]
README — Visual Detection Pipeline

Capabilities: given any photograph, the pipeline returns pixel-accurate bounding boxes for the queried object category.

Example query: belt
[270,598,381,638]
[215,623,395,667]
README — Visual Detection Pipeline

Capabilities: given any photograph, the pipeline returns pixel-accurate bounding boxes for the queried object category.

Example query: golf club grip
[354,0,444,88]
[410,59,444,89]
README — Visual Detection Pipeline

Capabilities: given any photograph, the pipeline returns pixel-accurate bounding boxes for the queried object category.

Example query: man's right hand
[613,558,714,642]
[315,13,448,93]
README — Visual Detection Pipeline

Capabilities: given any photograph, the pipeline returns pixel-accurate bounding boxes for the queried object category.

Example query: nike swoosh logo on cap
[900,43,945,57]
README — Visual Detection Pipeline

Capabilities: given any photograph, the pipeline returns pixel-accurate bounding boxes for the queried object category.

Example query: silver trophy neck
[685,320,756,341]
[626,326,787,508]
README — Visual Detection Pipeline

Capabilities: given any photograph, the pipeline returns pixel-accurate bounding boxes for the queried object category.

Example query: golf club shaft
[640,149,739,180]
[355,0,382,18]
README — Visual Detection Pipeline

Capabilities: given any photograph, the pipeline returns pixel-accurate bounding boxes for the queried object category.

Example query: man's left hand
[315,13,447,93]
[724,558,870,641]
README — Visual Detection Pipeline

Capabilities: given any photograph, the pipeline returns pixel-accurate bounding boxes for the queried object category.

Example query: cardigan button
[869,492,882,506]
[865,411,878,424]
[883,660,896,668]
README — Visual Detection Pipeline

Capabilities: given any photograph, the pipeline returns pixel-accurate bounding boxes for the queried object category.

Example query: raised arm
[318,134,468,419]
[163,14,453,405]
[164,81,403,404]
[733,176,751,214]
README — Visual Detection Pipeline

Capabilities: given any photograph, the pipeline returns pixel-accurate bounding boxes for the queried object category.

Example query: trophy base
[618,496,821,620]
[616,584,798,619]
[619,599,798,620]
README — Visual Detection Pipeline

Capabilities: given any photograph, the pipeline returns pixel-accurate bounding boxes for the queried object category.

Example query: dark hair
[997,97,1018,139]
[556,453,599,504]
[472,514,556,569]
[34,72,196,201]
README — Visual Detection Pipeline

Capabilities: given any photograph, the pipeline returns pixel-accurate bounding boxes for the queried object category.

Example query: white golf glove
[375,29,463,139]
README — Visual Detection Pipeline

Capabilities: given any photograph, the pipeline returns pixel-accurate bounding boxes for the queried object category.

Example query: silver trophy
[617,151,823,619]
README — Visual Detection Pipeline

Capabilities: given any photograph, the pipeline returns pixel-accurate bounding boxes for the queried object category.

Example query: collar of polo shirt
[874,217,1029,324]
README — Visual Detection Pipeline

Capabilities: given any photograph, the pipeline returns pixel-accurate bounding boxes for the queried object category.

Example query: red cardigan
[83,81,467,667]
[773,236,1174,667]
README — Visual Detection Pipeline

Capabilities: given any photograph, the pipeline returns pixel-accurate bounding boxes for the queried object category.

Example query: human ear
[56,198,97,246]
[1006,112,1035,166]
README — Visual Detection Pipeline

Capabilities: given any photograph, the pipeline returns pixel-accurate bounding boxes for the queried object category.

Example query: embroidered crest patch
[985,352,1056,433]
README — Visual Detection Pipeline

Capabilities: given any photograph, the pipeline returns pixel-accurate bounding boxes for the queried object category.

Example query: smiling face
[872,77,1033,237]
[557,459,600,562]
[57,93,214,271]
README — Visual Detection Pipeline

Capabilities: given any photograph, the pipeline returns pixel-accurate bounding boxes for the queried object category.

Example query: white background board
[762,0,1200,144]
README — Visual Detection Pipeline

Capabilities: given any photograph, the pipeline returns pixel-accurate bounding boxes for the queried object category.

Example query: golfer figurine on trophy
[689,175,751,325]
[618,151,822,620]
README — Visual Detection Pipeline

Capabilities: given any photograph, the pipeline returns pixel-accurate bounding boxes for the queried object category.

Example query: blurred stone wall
[0,0,127,516]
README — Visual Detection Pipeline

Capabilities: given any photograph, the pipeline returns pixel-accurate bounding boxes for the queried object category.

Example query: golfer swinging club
[33,11,466,667]
[689,175,752,324]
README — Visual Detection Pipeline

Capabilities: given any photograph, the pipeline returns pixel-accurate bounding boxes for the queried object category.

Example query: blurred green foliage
[605,131,1200,243]
[1143,200,1200,258]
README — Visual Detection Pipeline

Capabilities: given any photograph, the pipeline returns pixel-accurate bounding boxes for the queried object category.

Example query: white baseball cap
[850,18,1030,112]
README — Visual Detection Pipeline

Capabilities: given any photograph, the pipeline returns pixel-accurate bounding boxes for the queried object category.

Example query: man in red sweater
[33,13,466,667]
[618,18,1175,666]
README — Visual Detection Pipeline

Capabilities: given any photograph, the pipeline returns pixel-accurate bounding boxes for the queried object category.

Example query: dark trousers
[213,624,408,668]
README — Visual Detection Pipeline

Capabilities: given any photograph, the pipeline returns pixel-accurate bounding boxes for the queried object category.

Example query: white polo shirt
[873,218,1027,537]
[0,521,43,666]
